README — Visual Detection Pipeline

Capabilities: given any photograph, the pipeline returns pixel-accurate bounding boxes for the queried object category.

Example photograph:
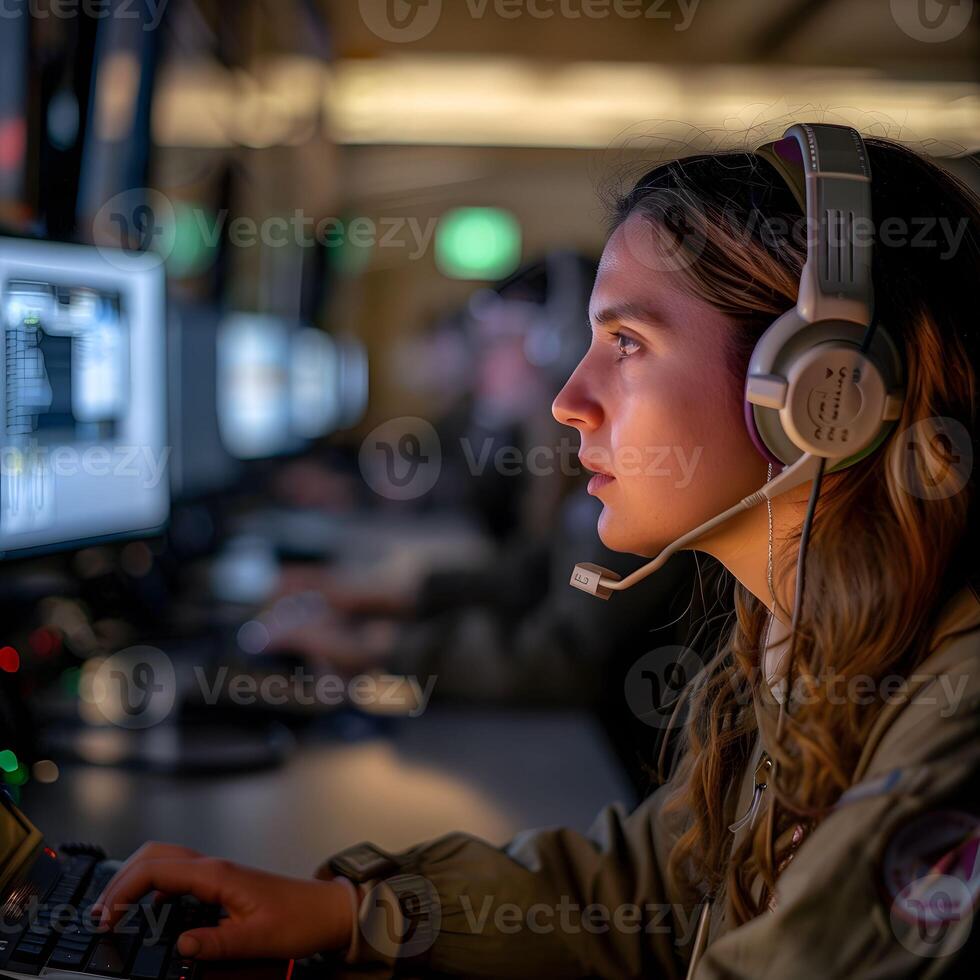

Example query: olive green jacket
[319,580,980,978]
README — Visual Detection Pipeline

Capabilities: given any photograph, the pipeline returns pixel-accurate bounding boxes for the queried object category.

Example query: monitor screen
[217,312,347,460]
[289,326,341,440]
[0,238,169,557]
[336,334,369,430]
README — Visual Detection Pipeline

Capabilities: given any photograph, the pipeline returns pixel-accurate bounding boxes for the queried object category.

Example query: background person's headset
[570,122,909,972]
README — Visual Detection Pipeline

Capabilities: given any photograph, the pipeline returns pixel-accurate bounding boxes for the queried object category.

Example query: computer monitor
[216,312,304,460]
[218,314,353,458]
[0,237,169,557]
[289,325,343,440]
[168,303,241,500]
[336,334,369,430]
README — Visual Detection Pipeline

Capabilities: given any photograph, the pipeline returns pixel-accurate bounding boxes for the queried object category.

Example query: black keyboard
[2,855,216,979]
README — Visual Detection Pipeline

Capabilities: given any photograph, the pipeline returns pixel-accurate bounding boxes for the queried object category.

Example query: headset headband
[755,124,873,327]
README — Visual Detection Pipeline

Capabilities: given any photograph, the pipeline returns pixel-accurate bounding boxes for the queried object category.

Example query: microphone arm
[569,453,824,599]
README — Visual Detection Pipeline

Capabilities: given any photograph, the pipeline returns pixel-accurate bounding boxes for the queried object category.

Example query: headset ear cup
[743,398,789,467]
[824,419,899,473]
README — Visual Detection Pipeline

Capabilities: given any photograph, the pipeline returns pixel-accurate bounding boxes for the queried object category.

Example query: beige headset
[569,123,906,601]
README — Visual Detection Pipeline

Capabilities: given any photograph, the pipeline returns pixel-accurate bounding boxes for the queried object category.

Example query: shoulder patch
[879,809,980,960]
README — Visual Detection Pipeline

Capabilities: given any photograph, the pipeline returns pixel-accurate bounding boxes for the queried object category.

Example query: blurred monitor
[289,326,341,440]
[216,312,303,460]
[168,304,242,500]
[336,334,369,430]
[218,315,357,459]
[0,237,168,558]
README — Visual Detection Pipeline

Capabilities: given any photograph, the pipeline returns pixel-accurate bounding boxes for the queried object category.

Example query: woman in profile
[97,131,980,978]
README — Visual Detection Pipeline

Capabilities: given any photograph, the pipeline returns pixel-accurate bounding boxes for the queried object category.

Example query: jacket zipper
[728,752,772,834]
[686,752,773,979]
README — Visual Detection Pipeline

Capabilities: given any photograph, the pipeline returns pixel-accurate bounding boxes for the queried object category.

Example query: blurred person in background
[266,253,703,791]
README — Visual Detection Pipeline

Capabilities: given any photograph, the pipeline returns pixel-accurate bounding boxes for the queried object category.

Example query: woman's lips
[587,472,616,494]
[579,453,615,495]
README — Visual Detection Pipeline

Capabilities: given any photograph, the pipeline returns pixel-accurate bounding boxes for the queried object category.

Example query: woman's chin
[596,508,647,556]
[597,507,672,559]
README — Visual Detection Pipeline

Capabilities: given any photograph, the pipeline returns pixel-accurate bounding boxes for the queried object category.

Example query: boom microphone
[569,452,823,599]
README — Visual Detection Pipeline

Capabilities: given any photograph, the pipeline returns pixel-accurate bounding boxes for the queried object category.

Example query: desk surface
[23,708,635,876]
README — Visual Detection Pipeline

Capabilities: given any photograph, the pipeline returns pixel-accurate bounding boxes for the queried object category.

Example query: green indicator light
[165,202,220,279]
[0,750,18,773]
[61,666,81,696]
[326,218,373,277]
[436,208,522,281]
[3,763,28,786]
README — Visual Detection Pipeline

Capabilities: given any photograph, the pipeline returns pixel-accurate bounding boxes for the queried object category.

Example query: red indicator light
[0,647,18,673]
[29,629,60,658]
[44,847,57,860]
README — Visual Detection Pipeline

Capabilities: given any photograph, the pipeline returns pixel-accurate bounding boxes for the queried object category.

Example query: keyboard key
[130,942,169,980]
[165,957,195,980]
[12,941,46,962]
[3,960,40,975]
[48,947,88,968]
[86,940,129,976]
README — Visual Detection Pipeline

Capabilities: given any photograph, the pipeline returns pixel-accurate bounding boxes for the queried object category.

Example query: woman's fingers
[96,858,230,928]
[176,921,259,961]
[92,842,201,920]
[89,852,354,961]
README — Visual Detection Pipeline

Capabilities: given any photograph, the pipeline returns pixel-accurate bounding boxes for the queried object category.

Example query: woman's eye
[614,333,641,359]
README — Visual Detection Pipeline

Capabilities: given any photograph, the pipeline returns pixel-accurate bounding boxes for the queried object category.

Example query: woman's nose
[552,371,602,432]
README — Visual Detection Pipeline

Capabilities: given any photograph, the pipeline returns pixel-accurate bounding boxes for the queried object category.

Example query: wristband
[327,842,400,883]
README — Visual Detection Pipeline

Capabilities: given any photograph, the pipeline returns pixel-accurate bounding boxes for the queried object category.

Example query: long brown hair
[609,137,979,923]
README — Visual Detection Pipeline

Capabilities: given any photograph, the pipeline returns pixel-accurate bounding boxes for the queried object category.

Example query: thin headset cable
[763,233,877,887]
[764,454,826,884]
[761,178,871,879]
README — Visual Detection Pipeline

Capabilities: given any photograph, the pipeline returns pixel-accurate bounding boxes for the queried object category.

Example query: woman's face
[552,212,768,557]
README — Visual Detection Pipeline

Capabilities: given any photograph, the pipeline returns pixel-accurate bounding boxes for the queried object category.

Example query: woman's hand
[92,843,354,961]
